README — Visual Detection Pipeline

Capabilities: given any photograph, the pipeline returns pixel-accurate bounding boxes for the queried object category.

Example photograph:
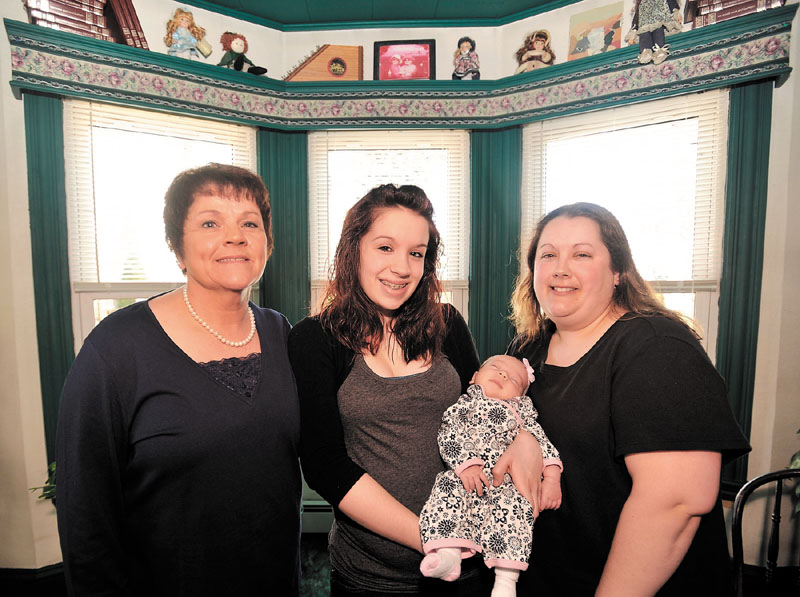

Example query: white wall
[0,0,797,571]
[134,0,647,81]
[0,0,62,571]
[745,3,800,567]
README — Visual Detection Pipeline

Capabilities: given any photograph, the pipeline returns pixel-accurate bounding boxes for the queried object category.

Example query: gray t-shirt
[330,353,460,592]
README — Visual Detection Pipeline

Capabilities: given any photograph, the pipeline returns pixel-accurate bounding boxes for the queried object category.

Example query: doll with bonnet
[452,36,480,80]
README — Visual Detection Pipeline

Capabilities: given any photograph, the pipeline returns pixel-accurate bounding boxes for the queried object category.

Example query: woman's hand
[492,430,543,518]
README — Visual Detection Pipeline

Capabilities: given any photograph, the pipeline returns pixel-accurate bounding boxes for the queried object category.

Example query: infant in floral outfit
[418,355,562,597]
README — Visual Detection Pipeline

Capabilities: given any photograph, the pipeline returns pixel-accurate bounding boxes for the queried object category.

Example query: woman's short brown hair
[163,163,272,261]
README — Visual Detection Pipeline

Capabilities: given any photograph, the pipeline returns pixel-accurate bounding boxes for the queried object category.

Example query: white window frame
[307,130,470,318]
[521,90,729,358]
[63,100,257,349]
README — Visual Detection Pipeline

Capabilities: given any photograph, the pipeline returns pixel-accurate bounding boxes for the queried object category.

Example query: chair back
[731,468,800,597]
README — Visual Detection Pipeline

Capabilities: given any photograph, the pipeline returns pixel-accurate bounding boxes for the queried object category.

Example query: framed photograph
[567,2,623,61]
[373,39,436,80]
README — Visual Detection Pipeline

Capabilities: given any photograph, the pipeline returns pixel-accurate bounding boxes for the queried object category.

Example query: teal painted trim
[468,127,522,360]
[178,0,583,31]
[256,129,311,325]
[6,7,795,129]
[717,80,773,487]
[24,92,74,463]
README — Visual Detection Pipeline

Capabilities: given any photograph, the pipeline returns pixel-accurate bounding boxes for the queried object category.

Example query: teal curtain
[468,127,522,360]
[256,129,310,325]
[717,80,773,490]
[24,92,74,463]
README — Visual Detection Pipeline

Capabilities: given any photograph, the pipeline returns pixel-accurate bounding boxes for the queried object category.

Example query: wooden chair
[731,468,800,597]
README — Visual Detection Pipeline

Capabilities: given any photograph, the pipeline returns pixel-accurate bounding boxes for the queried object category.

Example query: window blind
[63,99,256,284]
[521,89,729,286]
[308,130,470,283]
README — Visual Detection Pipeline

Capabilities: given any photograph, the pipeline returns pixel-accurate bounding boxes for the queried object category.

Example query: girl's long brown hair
[510,202,697,349]
[319,184,445,362]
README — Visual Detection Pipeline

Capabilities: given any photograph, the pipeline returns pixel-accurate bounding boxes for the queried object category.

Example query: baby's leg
[420,547,462,582]
[491,567,520,597]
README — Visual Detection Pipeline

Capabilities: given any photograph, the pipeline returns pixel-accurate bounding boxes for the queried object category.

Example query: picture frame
[373,39,436,80]
[567,2,623,61]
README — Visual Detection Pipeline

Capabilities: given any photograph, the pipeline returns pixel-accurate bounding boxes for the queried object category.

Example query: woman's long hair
[510,202,697,348]
[319,184,445,362]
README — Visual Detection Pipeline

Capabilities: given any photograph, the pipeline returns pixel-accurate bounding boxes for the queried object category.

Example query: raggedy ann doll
[217,32,267,75]
[625,0,683,65]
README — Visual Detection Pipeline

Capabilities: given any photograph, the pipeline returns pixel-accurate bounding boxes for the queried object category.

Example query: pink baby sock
[419,547,462,582]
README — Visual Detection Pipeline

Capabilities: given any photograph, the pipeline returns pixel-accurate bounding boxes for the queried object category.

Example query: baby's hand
[539,474,562,510]
[458,465,490,497]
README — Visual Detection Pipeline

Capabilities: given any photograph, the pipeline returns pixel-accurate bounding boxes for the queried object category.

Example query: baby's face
[472,356,528,400]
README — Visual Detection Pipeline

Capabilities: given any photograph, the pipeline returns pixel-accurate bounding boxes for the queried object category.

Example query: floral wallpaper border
[6,12,794,129]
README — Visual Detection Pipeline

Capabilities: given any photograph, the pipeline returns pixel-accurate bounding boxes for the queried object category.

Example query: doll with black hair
[452,36,480,80]
[625,0,682,65]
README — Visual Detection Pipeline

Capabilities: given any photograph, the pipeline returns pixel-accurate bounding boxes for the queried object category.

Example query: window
[522,90,729,357]
[63,100,257,349]
[308,130,470,317]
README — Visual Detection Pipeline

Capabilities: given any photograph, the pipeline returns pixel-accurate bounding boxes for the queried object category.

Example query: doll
[419,356,562,597]
[164,8,209,60]
[625,0,682,65]
[514,30,555,74]
[452,36,480,80]
[217,32,267,75]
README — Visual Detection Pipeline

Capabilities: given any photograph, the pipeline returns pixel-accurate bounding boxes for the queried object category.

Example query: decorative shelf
[5,5,796,130]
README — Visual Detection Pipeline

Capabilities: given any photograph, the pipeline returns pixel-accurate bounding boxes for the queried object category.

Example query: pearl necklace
[183,285,256,347]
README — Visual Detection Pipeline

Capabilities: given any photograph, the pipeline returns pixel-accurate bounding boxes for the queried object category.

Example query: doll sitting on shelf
[164,8,210,60]
[452,36,480,80]
[514,30,555,74]
[625,0,683,65]
[217,32,267,75]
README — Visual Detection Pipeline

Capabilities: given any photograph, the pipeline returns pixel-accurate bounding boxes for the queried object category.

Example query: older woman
[508,202,750,596]
[56,164,301,595]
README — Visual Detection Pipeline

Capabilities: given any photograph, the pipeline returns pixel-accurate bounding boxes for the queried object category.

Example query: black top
[509,314,750,596]
[288,303,480,508]
[56,300,301,596]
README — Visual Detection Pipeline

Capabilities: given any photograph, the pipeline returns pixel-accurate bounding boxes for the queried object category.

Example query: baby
[418,355,562,597]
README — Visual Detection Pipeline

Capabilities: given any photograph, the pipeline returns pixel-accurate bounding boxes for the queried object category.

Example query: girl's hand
[458,465,490,496]
[492,430,543,519]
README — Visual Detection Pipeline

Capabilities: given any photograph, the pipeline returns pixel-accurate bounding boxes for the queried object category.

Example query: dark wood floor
[0,533,332,597]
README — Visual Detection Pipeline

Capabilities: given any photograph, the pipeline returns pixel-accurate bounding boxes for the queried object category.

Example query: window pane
[91,128,236,283]
[326,148,450,261]
[543,119,699,281]
[659,292,696,323]
[92,297,147,327]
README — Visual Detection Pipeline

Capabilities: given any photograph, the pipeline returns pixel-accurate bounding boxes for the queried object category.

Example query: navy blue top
[56,300,301,596]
